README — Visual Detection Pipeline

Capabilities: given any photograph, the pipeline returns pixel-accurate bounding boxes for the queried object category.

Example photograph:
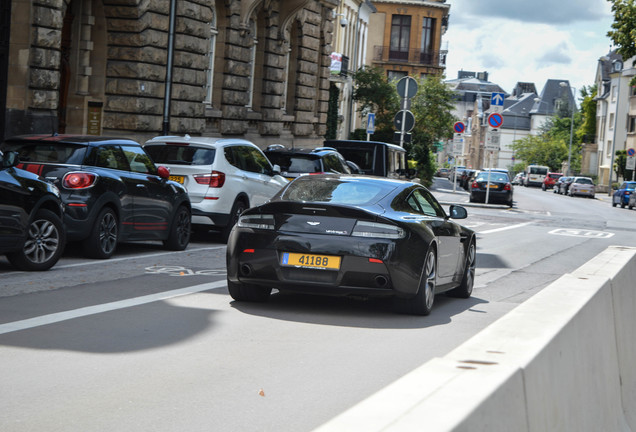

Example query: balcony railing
[373,46,447,67]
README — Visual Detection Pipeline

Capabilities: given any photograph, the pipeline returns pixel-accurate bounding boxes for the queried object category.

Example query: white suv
[144,136,288,240]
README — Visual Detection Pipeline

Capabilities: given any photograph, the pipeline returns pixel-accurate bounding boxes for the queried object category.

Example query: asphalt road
[2,179,635,432]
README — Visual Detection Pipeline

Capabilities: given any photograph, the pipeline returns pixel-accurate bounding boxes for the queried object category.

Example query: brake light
[63,172,97,189]
[309,172,325,175]
[237,214,275,230]
[195,170,225,187]
[352,221,405,239]
[504,183,512,191]
[369,258,384,264]
[471,181,479,189]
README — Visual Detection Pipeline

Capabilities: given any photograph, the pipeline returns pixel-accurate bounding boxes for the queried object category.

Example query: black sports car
[1,135,191,259]
[1,150,66,270]
[226,175,476,315]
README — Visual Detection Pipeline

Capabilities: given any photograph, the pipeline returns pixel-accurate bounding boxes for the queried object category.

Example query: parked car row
[552,176,596,197]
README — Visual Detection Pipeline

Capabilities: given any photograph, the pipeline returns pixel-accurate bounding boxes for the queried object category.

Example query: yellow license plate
[169,175,184,184]
[281,252,341,270]
[488,184,499,188]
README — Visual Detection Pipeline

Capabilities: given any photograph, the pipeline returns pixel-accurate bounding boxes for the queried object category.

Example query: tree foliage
[608,0,636,84]
[576,85,597,143]
[352,69,458,185]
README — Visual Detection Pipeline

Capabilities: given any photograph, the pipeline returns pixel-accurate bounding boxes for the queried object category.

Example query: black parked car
[0,150,66,270]
[264,145,352,181]
[469,170,514,207]
[1,135,191,259]
[226,175,476,316]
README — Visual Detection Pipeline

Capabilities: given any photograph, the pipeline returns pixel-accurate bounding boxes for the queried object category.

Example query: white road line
[0,280,227,336]
[479,221,533,234]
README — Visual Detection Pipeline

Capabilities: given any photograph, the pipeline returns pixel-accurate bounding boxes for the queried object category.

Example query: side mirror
[449,205,467,219]
[271,164,281,176]
[157,165,170,179]
[1,151,19,168]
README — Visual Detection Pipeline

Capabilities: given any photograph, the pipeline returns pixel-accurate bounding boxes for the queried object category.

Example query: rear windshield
[145,144,216,165]
[282,177,395,205]
[548,173,561,179]
[1,141,87,164]
[333,148,374,172]
[476,172,509,183]
[575,178,594,185]
[267,153,321,173]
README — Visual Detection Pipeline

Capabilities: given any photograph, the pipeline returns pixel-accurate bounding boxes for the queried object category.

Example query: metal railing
[372,46,447,67]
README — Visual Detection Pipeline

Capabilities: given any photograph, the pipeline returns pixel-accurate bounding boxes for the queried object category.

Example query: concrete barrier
[314,246,636,432]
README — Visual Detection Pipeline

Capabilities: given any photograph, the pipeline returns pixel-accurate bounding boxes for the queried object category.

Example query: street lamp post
[560,82,576,176]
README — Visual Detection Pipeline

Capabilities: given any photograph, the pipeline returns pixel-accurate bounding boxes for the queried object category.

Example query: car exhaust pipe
[374,275,389,288]
[240,264,252,277]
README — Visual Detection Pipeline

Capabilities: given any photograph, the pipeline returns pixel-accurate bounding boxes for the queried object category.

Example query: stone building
[1,0,341,148]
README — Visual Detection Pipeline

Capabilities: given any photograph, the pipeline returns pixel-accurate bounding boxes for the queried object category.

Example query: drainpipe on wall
[347,2,363,138]
[162,0,177,135]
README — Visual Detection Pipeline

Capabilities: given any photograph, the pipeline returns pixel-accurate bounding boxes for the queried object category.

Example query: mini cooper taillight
[238,214,275,230]
[195,170,225,187]
[351,221,405,239]
[62,172,97,189]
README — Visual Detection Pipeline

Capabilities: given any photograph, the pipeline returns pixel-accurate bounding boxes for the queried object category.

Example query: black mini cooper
[1,135,191,259]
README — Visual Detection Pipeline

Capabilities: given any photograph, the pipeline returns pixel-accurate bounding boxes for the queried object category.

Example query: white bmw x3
[144,135,288,240]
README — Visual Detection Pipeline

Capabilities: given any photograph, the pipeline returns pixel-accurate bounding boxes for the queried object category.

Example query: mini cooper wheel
[227,280,272,302]
[84,207,118,259]
[7,209,66,271]
[164,205,191,251]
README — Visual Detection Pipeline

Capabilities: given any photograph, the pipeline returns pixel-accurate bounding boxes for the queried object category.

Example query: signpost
[487,112,504,129]
[395,76,418,147]
[453,121,465,134]
[366,113,375,141]
[490,92,505,113]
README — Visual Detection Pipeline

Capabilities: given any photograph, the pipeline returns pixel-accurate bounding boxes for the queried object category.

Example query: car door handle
[136,184,147,189]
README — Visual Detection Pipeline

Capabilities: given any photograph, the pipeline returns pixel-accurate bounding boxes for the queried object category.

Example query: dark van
[324,140,415,178]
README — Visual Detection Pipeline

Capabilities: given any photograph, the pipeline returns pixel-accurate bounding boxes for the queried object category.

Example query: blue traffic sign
[628,148,635,157]
[367,113,375,134]
[488,112,504,128]
[453,121,465,134]
[491,92,505,107]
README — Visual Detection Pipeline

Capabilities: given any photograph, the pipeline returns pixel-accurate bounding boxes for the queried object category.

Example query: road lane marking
[0,280,227,336]
[479,222,533,234]
[549,228,615,239]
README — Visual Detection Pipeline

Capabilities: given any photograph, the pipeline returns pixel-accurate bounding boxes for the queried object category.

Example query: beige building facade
[1,0,340,148]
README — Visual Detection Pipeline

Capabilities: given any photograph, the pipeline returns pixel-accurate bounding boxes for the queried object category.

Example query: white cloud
[443,0,615,94]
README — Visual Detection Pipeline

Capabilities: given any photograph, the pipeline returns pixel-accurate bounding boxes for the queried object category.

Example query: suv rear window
[266,153,321,173]
[145,144,216,166]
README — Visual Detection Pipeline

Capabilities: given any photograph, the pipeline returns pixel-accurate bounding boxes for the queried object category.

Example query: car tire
[613,201,617,207]
[394,247,436,316]
[629,203,634,210]
[83,207,118,259]
[164,205,191,251]
[221,198,248,242]
[541,184,546,191]
[448,238,476,299]
[227,279,272,302]
[621,202,626,209]
[7,209,66,271]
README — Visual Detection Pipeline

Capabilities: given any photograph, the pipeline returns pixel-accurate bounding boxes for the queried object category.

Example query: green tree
[576,85,597,143]
[409,75,457,184]
[608,0,636,84]
[351,66,399,142]
[512,133,569,172]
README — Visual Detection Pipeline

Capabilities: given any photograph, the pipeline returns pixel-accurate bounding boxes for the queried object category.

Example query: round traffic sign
[488,112,504,128]
[453,121,465,134]
[394,110,415,132]
[628,148,635,157]
[396,76,418,98]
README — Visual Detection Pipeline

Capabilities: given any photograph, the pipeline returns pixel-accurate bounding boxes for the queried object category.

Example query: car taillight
[471,181,479,189]
[352,221,405,239]
[194,170,225,187]
[309,172,325,175]
[63,172,97,189]
[626,191,631,196]
[504,183,512,191]
[237,214,275,230]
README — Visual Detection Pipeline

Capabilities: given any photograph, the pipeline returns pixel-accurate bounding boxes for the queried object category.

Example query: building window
[609,113,615,129]
[420,17,436,64]
[387,70,407,81]
[629,116,636,133]
[612,84,617,102]
[607,140,612,157]
[390,15,411,61]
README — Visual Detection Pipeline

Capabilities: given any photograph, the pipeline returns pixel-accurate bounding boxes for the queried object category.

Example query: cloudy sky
[443,0,616,96]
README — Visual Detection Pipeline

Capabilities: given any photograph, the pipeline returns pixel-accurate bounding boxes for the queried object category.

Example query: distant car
[567,177,596,198]
[612,181,636,208]
[469,171,513,207]
[460,169,476,190]
[226,175,476,316]
[324,140,414,178]
[512,172,525,185]
[263,146,352,181]
[2,135,191,259]
[0,150,66,270]
[144,136,288,241]
[436,168,449,178]
[542,172,563,191]
[554,176,574,195]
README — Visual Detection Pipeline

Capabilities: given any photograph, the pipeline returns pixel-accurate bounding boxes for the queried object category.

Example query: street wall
[313,246,636,432]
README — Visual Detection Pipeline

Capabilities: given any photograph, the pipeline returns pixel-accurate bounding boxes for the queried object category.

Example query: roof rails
[312,147,337,152]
